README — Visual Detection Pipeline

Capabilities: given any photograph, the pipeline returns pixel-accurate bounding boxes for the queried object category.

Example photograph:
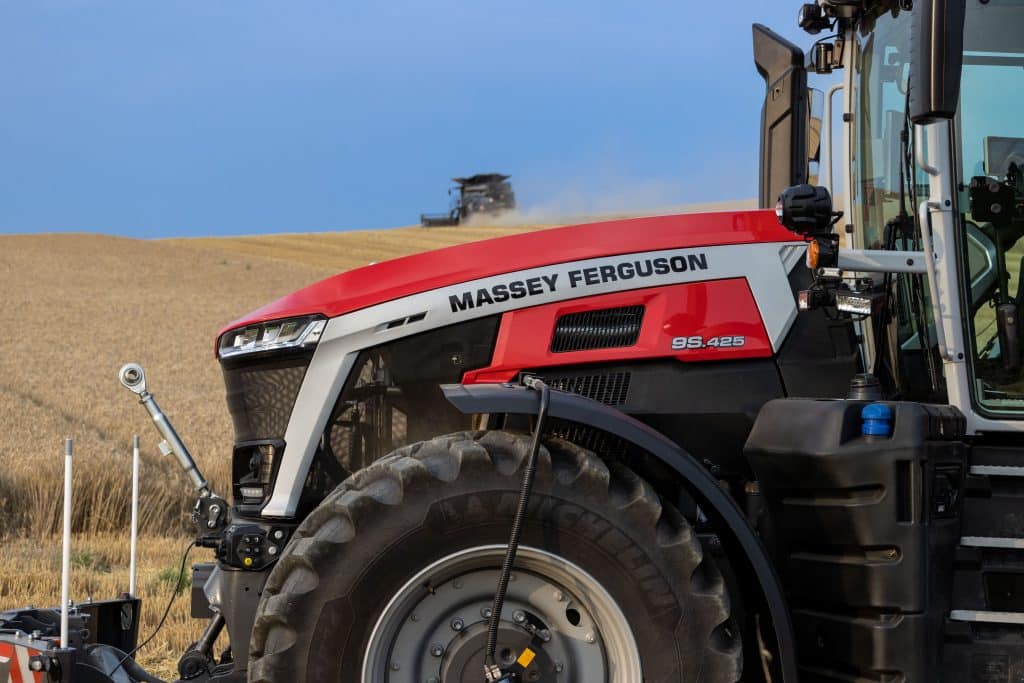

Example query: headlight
[219,315,326,359]
[233,441,281,507]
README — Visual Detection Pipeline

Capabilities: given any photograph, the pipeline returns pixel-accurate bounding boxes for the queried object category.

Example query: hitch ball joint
[118,363,147,395]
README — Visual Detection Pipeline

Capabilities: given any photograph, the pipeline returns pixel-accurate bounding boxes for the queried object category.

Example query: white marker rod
[60,437,73,648]
[129,435,140,597]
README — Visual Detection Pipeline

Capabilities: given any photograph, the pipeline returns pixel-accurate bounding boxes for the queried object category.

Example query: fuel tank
[746,398,967,681]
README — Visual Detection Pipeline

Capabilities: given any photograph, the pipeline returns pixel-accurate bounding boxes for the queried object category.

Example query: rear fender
[441,382,797,682]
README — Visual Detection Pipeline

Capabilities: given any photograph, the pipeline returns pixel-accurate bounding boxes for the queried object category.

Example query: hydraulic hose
[484,377,550,675]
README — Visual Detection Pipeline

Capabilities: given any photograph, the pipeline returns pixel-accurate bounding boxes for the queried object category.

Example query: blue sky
[0,1,816,237]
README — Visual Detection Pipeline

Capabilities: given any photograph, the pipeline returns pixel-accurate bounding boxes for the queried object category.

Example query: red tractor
[6,1,1023,681]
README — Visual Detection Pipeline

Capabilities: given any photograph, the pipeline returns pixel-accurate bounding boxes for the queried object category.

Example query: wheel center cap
[440,622,556,683]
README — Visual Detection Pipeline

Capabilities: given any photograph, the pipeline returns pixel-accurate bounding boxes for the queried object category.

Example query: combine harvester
[5,0,1024,680]
[420,174,516,226]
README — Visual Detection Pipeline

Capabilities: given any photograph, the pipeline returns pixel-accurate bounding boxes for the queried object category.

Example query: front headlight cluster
[233,442,280,507]
[219,315,326,359]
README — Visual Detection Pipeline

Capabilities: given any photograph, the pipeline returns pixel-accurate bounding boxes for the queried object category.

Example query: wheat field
[0,221,551,676]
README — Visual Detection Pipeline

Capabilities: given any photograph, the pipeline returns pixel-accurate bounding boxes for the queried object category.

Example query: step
[970,465,1024,477]
[961,536,1024,549]
[949,609,1024,624]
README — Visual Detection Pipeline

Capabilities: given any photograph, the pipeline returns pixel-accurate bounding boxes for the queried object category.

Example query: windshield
[959,0,1024,413]
[851,8,920,250]
[851,8,941,399]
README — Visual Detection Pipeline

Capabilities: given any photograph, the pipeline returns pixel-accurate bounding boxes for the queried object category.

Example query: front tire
[249,431,742,682]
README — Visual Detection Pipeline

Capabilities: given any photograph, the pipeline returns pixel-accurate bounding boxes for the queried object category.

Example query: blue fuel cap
[862,403,893,437]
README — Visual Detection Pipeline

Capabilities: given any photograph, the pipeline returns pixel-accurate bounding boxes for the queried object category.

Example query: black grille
[544,372,631,406]
[551,305,645,353]
[222,355,311,443]
[545,418,632,460]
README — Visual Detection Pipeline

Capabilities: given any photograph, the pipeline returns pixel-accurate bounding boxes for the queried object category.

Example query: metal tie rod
[118,364,209,496]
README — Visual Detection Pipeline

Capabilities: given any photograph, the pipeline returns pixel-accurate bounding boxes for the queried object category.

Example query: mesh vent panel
[551,305,645,353]
[543,371,631,406]
[222,357,310,442]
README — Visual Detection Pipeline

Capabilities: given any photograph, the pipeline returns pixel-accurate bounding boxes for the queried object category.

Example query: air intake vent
[551,305,645,353]
[544,372,631,406]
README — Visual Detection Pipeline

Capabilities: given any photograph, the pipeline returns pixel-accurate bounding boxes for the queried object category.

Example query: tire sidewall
[298,462,689,682]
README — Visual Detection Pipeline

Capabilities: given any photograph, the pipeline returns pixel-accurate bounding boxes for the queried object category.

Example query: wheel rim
[362,544,642,683]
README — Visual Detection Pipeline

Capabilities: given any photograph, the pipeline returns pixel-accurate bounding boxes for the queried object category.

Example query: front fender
[442,382,797,682]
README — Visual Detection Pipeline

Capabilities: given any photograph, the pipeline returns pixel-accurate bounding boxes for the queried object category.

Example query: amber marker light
[806,239,820,269]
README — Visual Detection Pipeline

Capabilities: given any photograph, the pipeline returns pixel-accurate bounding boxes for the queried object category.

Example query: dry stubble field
[0,222,547,676]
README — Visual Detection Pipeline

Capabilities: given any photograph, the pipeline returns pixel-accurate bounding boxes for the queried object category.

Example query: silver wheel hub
[363,545,641,682]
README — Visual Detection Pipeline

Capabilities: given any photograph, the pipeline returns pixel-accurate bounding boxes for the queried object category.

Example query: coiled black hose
[484,378,550,672]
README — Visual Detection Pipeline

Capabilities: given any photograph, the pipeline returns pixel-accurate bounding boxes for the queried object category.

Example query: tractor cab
[756,1,1024,678]
[772,0,1024,433]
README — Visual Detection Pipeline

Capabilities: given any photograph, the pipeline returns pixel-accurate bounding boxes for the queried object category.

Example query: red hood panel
[220,209,792,336]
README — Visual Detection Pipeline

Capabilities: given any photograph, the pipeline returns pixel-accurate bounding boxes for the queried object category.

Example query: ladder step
[950,609,1024,624]
[970,465,1024,477]
[960,536,1024,549]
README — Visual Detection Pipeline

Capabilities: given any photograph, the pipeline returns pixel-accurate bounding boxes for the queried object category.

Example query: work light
[776,184,837,237]
[798,3,831,35]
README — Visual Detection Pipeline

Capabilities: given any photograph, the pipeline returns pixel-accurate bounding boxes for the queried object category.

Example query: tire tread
[248,431,741,682]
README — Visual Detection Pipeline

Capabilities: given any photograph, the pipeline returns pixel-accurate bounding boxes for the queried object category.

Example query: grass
[164,222,552,272]
[0,534,217,680]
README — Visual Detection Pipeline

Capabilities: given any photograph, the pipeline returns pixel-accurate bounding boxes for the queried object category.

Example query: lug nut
[513,610,526,624]
[553,590,564,602]
[585,631,596,644]
[555,662,564,673]
[451,618,465,632]
[481,607,493,618]
[539,629,551,642]
[430,643,445,657]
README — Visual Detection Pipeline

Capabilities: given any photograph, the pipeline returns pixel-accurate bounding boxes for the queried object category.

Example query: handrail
[918,199,953,361]
[824,83,844,193]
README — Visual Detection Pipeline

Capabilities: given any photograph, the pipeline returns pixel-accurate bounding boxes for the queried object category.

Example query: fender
[442,382,798,682]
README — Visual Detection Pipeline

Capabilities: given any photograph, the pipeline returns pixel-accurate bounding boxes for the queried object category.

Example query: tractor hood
[219,209,792,338]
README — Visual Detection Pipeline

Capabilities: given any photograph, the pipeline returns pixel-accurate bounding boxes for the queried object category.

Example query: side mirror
[753,24,809,209]
[909,0,966,124]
